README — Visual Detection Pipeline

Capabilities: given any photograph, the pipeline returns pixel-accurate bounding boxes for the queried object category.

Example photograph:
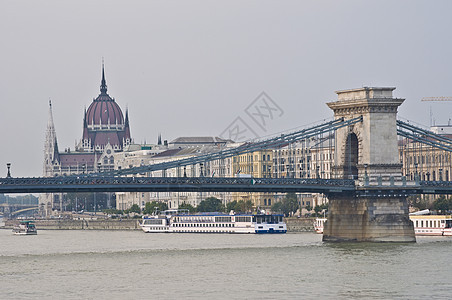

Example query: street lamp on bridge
[414,162,418,181]
[6,163,11,178]
[363,164,369,186]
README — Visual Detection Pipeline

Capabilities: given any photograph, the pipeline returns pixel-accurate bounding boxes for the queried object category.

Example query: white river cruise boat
[141,210,287,234]
[12,220,37,235]
[409,210,452,236]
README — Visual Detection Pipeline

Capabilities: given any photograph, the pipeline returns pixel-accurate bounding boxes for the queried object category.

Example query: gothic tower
[42,100,59,176]
[40,100,61,215]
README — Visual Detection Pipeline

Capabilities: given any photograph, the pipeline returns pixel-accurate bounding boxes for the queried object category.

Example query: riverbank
[2,217,315,231]
[3,219,140,230]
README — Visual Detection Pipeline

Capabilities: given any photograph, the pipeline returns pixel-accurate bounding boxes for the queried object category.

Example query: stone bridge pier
[324,87,415,242]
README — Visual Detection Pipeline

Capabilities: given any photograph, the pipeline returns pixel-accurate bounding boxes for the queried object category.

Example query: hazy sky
[1,0,452,177]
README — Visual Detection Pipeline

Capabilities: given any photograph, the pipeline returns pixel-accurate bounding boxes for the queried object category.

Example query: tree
[283,193,299,216]
[226,200,238,213]
[314,205,323,216]
[128,204,141,214]
[409,195,428,211]
[271,193,299,216]
[225,200,253,213]
[143,201,168,215]
[271,201,284,213]
[433,196,452,214]
[178,202,196,213]
[197,197,224,212]
[235,200,253,213]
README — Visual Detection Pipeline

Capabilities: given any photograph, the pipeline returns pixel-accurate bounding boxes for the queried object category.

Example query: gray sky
[1,0,452,177]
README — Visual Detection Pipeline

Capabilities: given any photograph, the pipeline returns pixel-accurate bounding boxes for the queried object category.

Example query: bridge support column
[323,195,415,242]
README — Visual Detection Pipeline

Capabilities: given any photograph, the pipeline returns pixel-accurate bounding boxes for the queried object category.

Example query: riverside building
[40,65,132,215]
[114,137,235,211]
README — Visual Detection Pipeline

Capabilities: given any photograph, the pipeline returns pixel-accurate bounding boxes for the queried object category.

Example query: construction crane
[421,97,452,126]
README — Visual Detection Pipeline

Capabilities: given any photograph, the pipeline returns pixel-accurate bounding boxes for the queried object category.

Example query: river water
[1,229,451,300]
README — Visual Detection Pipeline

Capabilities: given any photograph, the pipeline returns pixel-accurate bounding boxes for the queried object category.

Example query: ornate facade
[39,65,131,215]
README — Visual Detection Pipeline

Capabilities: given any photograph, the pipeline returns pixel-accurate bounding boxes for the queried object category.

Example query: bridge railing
[70,116,363,177]
[0,176,356,187]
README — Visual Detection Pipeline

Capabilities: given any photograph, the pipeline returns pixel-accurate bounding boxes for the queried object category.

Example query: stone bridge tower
[324,87,415,242]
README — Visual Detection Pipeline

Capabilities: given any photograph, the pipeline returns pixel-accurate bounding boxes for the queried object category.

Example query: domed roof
[85,67,124,126]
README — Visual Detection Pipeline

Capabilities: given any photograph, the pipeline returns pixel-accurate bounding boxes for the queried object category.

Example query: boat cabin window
[235,216,251,223]
[253,215,283,224]
[445,220,452,229]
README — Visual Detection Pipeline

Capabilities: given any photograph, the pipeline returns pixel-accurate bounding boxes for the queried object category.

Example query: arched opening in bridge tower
[344,133,358,179]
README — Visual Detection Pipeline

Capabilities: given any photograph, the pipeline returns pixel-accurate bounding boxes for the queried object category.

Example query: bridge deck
[0,177,451,195]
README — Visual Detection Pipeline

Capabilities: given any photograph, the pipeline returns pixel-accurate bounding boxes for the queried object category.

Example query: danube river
[1,229,451,299]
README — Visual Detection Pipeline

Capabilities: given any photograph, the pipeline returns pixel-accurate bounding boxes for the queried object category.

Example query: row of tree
[103,193,331,217]
[432,196,452,213]
[410,195,452,214]
[103,197,252,216]
[103,194,452,218]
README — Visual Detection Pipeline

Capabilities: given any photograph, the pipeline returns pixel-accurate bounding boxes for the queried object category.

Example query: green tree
[226,200,238,213]
[271,201,284,213]
[433,196,451,214]
[235,200,253,213]
[409,195,428,211]
[283,193,299,216]
[197,197,224,212]
[128,204,141,214]
[314,205,322,216]
[178,202,196,213]
[143,201,168,215]
[271,193,299,216]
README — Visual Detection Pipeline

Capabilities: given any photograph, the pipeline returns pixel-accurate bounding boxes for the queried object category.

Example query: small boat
[140,210,287,234]
[13,220,37,235]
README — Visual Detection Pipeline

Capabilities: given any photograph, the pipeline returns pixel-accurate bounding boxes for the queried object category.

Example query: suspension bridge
[1,86,451,242]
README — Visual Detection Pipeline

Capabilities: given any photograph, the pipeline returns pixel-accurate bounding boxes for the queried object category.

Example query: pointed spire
[47,99,55,130]
[83,107,87,128]
[100,60,108,95]
[43,99,59,176]
[124,107,131,142]
[125,108,129,126]
[158,133,162,145]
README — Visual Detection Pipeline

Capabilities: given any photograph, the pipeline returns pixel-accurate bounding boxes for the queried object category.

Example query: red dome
[80,65,131,152]
[85,66,124,126]
[86,95,124,126]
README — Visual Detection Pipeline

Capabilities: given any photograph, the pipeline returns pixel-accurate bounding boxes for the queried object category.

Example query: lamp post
[414,162,418,181]
[6,163,11,178]
[94,162,101,213]
[363,163,368,185]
